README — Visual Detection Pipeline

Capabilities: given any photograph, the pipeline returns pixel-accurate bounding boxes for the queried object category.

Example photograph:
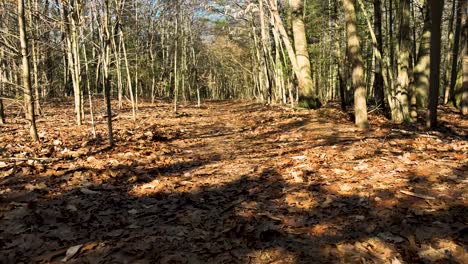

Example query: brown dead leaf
[62,244,83,262]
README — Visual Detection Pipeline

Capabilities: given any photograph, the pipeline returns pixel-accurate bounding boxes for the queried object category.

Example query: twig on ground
[400,190,435,200]
[0,157,60,162]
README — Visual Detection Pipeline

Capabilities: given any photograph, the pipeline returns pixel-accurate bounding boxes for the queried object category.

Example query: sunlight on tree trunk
[447,0,463,106]
[461,0,468,115]
[343,0,369,129]
[290,0,317,108]
[394,0,411,124]
[18,0,39,141]
[412,4,430,114]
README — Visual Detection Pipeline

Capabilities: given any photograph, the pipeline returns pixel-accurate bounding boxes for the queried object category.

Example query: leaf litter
[0,100,467,263]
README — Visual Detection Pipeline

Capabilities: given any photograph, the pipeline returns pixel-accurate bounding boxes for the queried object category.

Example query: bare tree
[18,0,39,141]
[426,0,444,128]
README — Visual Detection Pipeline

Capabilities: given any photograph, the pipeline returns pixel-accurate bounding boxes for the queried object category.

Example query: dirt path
[0,101,467,263]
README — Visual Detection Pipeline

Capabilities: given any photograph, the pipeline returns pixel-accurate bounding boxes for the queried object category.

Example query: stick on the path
[400,190,436,200]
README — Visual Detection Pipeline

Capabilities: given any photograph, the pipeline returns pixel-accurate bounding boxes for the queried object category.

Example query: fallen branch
[0,157,61,162]
[391,129,417,136]
[400,190,435,200]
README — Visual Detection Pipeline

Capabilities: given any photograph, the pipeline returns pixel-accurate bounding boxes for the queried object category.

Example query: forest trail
[1,101,467,263]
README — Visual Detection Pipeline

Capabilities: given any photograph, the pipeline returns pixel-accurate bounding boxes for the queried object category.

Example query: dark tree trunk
[426,0,444,128]
[373,0,385,108]
[0,99,4,124]
[448,0,462,105]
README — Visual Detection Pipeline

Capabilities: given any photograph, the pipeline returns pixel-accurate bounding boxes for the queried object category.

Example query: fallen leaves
[62,244,83,262]
[0,101,467,263]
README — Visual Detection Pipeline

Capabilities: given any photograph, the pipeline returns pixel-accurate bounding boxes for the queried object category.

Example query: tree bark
[357,0,393,115]
[373,0,385,108]
[63,1,83,125]
[290,0,317,107]
[426,0,444,128]
[443,0,457,104]
[394,0,411,123]
[18,0,39,141]
[0,48,5,124]
[343,0,369,129]
[27,0,41,115]
[448,0,462,106]
[268,0,319,108]
[120,29,137,120]
[104,0,113,146]
[0,98,4,125]
[412,4,430,113]
[461,0,468,115]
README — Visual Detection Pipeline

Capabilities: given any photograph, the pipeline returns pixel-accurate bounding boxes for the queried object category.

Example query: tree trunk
[269,0,318,108]
[448,0,462,106]
[461,0,468,115]
[103,0,113,146]
[357,0,393,115]
[388,0,395,74]
[18,0,39,141]
[0,98,4,125]
[290,0,317,108]
[82,41,96,138]
[120,29,137,120]
[63,1,83,126]
[394,0,411,123]
[426,0,444,128]
[258,0,268,102]
[27,0,41,116]
[373,0,385,108]
[443,0,457,104]
[343,0,369,129]
[0,49,5,124]
[412,4,430,114]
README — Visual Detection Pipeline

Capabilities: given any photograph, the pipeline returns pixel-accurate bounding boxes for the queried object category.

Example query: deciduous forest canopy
[0,0,467,263]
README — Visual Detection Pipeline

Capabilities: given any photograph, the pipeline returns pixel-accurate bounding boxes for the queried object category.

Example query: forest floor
[0,100,467,263]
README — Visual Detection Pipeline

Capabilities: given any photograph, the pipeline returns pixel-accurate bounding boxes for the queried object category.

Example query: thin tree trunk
[134,0,139,110]
[27,0,41,116]
[103,0,113,146]
[426,0,444,128]
[18,0,39,141]
[388,0,395,74]
[0,48,5,124]
[447,0,462,105]
[174,9,179,113]
[0,98,4,124]
[120,29,136,120]
[259,0,272,102]
[63,1,83,126]
[269,0,313,105]
[113,34,123,109]
[373,0,385,108]
[443,0,457,104]
[461,0,468,115]
[82,41,96,138]
[357,0,394,115]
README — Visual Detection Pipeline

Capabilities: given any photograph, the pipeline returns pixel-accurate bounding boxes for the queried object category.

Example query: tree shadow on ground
[1,162,466,263]
[1,101,466,263]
